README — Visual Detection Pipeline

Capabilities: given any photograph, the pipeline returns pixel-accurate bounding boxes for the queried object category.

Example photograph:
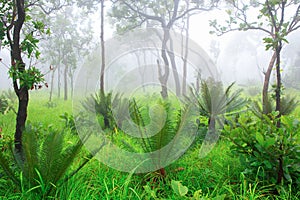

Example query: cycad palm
[252,95,298,118]
[128,98,195,177]
[188,79,246,133]
[0,124,96,197]
[82,91,127,129]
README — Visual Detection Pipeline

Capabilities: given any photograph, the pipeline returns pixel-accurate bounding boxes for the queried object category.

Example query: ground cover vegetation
[0,0,300,199]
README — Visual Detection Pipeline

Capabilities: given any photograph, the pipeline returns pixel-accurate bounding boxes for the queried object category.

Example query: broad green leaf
[256,132,264,145]
[171,180,188,197]
[265,137,275,148]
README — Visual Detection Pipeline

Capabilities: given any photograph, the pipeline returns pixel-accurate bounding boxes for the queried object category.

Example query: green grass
[0,91,299,199]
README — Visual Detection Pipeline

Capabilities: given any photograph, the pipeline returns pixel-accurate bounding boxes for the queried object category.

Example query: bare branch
[266,0,278,31]
[120,0,165,25]
[288,3,300,33]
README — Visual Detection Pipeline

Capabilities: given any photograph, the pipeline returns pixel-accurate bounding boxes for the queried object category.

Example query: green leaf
[171,180,188,197]
[256,132,264,145]
[265,137,275,148]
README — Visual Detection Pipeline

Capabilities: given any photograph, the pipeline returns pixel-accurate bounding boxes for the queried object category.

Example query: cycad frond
[39,129,64,184]
[252,95,298,117]
[0,145,19,185]
[22,126,40,182]
[281,95,299,115]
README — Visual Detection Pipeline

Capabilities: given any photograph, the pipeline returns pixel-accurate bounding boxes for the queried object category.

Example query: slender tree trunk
[10,0,27,153]
[49,67,56,102]
[168,37,181,96]
[58,65,61,98]
[135,52,146,92]
[159,168,166,177]
[262,51,277,114]
[275,44,283,184]
[182,8,190,96]
[100,0,105,93]
[64,65,68,101]
[15,88,28,152]
[208,116,216,134]
[275,46,282,122]
[158,28,170,99]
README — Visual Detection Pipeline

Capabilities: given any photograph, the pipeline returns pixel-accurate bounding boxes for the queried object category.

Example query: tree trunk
[275,44,283,184]
[157,28,171,99]
[159,167,166,177]
[58,65,61,98]
[100,0,105,93]
[262,51,277,114]
[208,116,216,134]
[15,88,29,152]
[275,45,282,122]
[182,9,190,96]
[49,67,56,102]
[168,37,181,96]
[64,65,68,101]
[10,0,26,153]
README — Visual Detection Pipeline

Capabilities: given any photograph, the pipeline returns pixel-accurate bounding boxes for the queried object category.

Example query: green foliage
[60,112,77,133]
[187,79,247,131]
[169,179,226,199]
[8,66,45,90]
[125,98,197,178]
[128,99,178,153]
[225,112,300,189]
[0,90,17,114]
[82,91,127,130]
[0,95,9,115]
[252,94,299,117]
[171,180,188,197]
[0,123,94,197]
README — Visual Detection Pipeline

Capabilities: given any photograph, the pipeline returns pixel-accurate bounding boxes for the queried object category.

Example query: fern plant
[187,79,246,135]
[0,123,98,198]
[252,94,299,118]
[126,98,196,179]
[81,91,127,130]
[0,90,17,114]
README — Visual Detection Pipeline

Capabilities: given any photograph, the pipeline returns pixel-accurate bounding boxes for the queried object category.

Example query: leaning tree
[211,0,300,120]
[0,0,70,153]
[109,0,219,98]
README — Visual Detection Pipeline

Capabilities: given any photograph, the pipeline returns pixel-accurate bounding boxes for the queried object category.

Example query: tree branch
[120,0,165,25]
[288,4,300,33]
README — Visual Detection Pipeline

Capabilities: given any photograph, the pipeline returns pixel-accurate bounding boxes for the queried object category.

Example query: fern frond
[22,125,40,183]
[39,129,64,184]
[0,147,19,185]
[281,95,299,115]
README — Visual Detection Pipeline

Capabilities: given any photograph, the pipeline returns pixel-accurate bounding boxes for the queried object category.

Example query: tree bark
[64,65,68,101]
[15,89,29,152]
[157,28,171,99]
[10,0,27,153]
[100,0,105,93]
[262,51,277,114]
[182,9,190,96]
[58,64,61,98]
[275,45,282,121]
[168,37,181,96]
[49,67,56,102]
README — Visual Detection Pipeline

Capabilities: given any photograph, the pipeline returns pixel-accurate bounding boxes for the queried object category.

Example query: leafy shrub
[125,98,196,178]
[81,91,128,130]
[0,89,17,114]
[187,79,247,139]
[60,112,77,133]
[0,123,97,198]
[252,95,299,117]
[225,112,300,191]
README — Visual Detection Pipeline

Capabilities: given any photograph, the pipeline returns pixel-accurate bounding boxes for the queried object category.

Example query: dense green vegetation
[1,0,300,199]
[0,89,299,199]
